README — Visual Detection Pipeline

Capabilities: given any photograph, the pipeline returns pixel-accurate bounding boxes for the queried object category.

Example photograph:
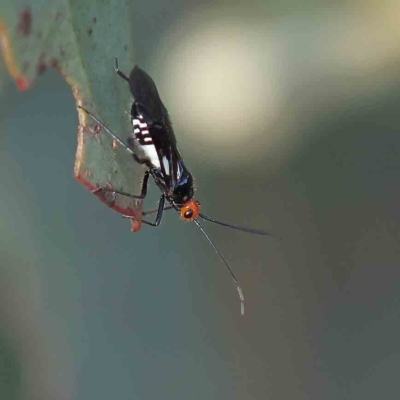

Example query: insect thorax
[128,110,194,205]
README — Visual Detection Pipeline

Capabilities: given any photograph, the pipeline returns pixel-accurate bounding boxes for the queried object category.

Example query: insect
[78,58,275,315]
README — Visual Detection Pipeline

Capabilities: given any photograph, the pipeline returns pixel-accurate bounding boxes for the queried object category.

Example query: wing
[129,65,183,189]
[148,123,181,190]
[129,65,165,123]
[128,112,181,191]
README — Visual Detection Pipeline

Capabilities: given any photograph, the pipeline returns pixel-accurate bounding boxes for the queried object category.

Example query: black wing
[129,65,182,188]
[129,66,166,123]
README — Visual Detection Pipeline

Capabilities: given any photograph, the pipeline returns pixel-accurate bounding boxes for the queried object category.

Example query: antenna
[198,213,279,239]
[78,106,134,155]
[193,219,245,315]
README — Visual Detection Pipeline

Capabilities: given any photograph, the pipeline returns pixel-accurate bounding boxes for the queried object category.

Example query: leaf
[0,0,145,231]
[0,329,21,400]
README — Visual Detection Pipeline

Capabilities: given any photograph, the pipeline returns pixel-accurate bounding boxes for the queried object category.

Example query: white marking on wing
[176,163,182,180]
[133,116,148,128]
[144,144,160,169]
[162,156,170,176]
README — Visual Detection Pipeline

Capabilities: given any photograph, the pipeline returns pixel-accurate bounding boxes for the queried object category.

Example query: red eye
[180,200,200,221]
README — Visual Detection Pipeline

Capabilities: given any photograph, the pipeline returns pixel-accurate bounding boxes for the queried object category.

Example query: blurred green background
[2,1,400,399]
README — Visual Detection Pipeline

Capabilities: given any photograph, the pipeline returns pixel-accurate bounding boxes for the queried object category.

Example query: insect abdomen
[129,115,160,169]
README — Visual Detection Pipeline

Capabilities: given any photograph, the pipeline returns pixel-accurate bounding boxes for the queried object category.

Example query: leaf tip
[16,76,29,91]
[130,220,142,232]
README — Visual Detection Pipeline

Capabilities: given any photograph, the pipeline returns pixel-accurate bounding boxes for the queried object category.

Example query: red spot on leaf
[50,58,59,69]
[18,8,32,36]
[93,124,101,135]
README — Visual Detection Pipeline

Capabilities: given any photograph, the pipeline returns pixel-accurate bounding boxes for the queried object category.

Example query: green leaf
[0,0,145,230]
[0,330,22,400]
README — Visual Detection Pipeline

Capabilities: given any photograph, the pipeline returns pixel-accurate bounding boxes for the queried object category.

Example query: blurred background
[2,0,400,399]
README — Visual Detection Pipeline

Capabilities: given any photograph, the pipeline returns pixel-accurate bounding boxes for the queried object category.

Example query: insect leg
[122,194,166,227]
[138,169,150,198]
[114,57,129,82]
[142,205,174,216]
[92,170,150,199]
[141,195,165,226]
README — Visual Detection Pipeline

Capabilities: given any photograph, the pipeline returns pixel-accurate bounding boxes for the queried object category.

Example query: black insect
[78,58,276,315]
